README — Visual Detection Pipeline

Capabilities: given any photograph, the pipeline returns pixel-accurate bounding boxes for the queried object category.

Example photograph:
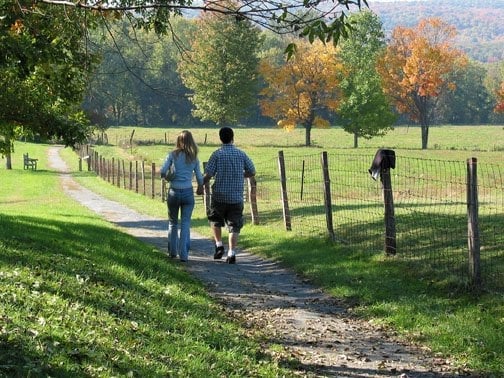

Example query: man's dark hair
[219,127,234,144]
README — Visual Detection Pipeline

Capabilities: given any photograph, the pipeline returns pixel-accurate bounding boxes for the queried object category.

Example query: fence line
[76,145,504,292]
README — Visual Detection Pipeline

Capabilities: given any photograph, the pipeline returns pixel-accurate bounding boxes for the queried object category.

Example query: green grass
[0,143,293,377]
[69,124,504,376]
[4,124,504,376]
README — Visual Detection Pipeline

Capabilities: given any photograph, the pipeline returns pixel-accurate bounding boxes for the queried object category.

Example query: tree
[377,18,467,149]
[337,10,395,148]
[178,2,262,125]
[83,19,194,127]
[435,60,493,124]
[259,41,342,146]
[1,0,98,168]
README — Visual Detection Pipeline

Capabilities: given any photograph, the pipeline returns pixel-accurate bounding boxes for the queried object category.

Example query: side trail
[48,146,462,378]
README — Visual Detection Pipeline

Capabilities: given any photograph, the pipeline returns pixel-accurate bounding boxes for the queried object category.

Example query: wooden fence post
[141,161,146,195]
[117,159,121,187]
[467,157,481,288]
[321,152,335,241]
[111,157,115,185]
[122,160,126,188]
[135,161,139,193]
[151,162,156,199]
[382,167,396,255]
[248,177,259,225]
[278,150,291,231]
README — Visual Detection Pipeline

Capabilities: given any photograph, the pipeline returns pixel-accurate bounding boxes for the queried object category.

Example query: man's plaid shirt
[205,144,255,204]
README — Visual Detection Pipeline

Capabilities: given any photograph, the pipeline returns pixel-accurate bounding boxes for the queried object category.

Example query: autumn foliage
[259,41,342,146]
[377,18,467,149]
[495,82,504,113]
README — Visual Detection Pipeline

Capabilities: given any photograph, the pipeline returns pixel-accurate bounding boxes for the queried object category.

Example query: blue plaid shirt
[205,144,255,204]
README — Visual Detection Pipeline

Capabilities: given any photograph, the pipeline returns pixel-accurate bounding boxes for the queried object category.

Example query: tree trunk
[4,135,12,169]
[421,122,429,150]
[353,132,359,148]
[305,125,312,146]
[5,152,12,170]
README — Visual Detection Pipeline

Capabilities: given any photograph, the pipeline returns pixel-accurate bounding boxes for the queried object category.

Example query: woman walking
[160,130,203,262]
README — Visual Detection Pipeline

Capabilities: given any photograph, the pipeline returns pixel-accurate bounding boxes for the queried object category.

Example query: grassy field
[2,125,504,376]
[0,143,294,376]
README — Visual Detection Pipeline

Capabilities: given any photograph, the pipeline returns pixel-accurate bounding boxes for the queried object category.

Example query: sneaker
[214,245,225,260]
[226,255,236,264]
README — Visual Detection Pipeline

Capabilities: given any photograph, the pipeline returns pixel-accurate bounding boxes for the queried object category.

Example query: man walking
[203,127,256,264]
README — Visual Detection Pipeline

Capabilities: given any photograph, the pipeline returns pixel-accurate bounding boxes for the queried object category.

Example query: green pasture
[2,125,504,376]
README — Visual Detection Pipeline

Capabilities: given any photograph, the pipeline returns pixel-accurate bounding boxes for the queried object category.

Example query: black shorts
[207,200,244,233]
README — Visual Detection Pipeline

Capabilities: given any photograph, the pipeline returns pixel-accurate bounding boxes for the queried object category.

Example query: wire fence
[76,145,504,293]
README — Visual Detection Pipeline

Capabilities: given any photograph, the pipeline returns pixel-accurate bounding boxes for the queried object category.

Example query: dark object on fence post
[369,149,396,255]
[248,177,259,225]
[321,152,335,241]
[278,151,291,231]
[78,157,82,172]
[151,162,156,199]
[467,157,481,288]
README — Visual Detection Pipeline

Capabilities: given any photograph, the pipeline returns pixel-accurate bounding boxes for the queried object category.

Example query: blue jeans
[167,187,195,261]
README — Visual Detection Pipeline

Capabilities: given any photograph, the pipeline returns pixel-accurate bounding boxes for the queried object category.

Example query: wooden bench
[23,153,38,170]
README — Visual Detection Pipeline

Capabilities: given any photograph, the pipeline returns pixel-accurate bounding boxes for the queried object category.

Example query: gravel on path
[48,146,465,378]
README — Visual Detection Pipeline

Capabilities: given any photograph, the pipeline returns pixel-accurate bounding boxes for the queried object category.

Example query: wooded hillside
[368,0,504,63]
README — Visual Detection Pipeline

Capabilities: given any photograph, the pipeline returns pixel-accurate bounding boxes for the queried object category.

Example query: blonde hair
[173,130,198,162]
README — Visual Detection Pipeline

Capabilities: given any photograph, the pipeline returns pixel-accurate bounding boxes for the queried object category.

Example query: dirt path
[48,146,463,378]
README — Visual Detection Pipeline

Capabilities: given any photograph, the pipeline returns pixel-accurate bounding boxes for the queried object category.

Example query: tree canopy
[178,2,262,125]
[377,18,467,150]
[337,10,395,148]
[259,41,342,146]
[0,0,99,168]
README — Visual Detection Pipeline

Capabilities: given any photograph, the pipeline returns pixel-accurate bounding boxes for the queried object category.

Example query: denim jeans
[167,187,195,261]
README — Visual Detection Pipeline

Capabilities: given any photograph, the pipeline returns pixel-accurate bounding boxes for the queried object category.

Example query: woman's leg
[167,189,180,257]
[178,188,195,262]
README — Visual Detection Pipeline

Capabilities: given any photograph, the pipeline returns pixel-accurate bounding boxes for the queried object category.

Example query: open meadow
[2,125,504,375]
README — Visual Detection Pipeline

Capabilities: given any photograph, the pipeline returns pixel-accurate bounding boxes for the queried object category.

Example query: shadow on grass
[0,213,239,376]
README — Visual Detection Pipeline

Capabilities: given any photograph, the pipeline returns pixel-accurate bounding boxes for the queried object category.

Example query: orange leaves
[259,41,341,132]
[495,82,504,113]
[10,19,24,34]
[377,18,466,120]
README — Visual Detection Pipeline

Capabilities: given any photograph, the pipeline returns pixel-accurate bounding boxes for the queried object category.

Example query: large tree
[259,41,342,146]
[178,2,262,125]
[377,18,467,149]
[337,10,395,148]
[0,0,98,168]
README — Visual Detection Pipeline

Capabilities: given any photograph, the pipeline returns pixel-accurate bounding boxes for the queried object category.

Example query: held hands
[196,184,204,195]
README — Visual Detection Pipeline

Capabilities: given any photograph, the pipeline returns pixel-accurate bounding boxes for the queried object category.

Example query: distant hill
[367,0,504,63]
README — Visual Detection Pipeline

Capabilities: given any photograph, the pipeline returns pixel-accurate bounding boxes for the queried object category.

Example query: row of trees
[83,10,504,149]
[2,0,504,168]
[1,0,368,168]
